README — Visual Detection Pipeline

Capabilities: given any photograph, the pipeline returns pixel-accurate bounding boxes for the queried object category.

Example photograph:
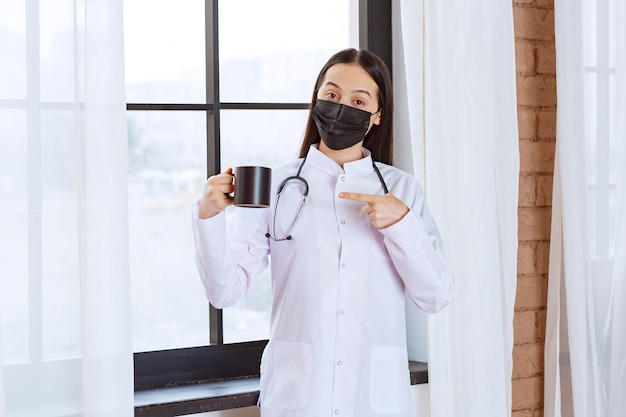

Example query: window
[127,1,393,400]
[124,0,358,353]
[583,0,618,259]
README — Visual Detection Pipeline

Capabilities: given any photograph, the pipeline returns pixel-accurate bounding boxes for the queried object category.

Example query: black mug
[232,166,272,208]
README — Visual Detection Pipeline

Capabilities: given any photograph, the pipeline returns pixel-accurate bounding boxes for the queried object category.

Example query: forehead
[321,63,379,95]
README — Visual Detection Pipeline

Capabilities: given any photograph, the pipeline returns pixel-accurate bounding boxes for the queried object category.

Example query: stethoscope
[265,152,389,241]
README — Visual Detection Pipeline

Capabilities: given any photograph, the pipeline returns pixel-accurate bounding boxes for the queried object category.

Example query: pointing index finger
[339,192,376,203]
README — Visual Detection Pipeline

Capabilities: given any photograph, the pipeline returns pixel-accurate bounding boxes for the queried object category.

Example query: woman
[193,48,453,417]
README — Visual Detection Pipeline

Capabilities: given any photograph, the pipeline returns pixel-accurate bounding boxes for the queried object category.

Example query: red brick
[513,343,544,378]
[519,207,552,241]
[535,240,551,274]
[514,8,555,41]
[518,107,537,140]
[515,276,548,309]
[518,242,536,274]
[512,376,544,409]
[516,40,536,74]
[516,75,557,107]
[536,42,556,75]
[536,174,554,206]
[520,140,555,173]
[514,310,537,344]
[519,174,537,207]
[536,309,547,342]
[537,108,556,140]
[536,0,554,8]
[514,2,554,414]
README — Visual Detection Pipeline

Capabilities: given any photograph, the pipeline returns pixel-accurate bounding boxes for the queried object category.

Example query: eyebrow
[323,81,372,98]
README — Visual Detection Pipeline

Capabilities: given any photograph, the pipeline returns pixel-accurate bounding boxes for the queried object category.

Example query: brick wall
[512,0,556,416]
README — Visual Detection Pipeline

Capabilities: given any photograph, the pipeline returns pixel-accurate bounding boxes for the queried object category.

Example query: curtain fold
[393,0,430,365]
[546,0,626,415]
[393,1,519,416]
[0,1,133,416]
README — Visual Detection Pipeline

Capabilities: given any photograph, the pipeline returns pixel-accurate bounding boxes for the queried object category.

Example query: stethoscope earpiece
[265,232,293,241]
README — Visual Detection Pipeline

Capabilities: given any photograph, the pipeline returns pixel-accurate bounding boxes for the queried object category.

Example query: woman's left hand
[339,191,410,229]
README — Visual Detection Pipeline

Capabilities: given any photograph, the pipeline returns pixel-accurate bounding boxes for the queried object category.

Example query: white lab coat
[192,145,453,417]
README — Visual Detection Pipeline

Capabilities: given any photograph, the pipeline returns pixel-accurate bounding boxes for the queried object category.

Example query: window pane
[40,0,75,103]
[219,0,358,102]
[220,109,308,343]
[0,110,28,364]
[123,0,206,104]
[220,109,307,167]
[128,111,209,352]
[223,259,271,344]
[0,1,26,100]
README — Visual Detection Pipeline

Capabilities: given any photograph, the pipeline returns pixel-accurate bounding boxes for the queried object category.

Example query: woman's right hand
[198,167,234,219]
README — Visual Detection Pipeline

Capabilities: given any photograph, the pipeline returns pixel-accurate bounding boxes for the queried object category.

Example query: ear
[373,109,382,126]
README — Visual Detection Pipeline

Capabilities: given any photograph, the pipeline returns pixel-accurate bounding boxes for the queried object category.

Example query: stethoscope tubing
[266,152,388,241]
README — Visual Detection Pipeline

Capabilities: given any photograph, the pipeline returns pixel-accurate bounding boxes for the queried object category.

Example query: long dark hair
[298,48,394,165]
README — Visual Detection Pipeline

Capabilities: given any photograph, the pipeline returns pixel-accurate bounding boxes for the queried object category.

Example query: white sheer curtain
[393,0,519,416]
[0,1,133,416]
[545,0,626,416]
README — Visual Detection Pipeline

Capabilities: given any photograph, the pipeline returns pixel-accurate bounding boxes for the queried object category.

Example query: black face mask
[311,100,377,150]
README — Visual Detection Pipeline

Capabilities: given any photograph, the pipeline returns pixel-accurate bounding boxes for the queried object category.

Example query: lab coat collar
[306,144,375,176]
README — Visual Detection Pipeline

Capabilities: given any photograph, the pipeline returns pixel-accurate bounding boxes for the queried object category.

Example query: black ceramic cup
[233,166,272,208]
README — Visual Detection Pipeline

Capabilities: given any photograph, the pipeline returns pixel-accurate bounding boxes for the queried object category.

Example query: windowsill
[134,361,427,416]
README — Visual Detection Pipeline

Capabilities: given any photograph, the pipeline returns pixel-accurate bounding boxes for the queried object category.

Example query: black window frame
[131,0,392,392]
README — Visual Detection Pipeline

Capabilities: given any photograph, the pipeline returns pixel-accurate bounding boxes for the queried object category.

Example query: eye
[354,99,365,106]
[325,91,339,100]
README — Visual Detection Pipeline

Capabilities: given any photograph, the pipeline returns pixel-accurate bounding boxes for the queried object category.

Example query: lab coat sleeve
[191,202,270,309]
[379,202,453,313]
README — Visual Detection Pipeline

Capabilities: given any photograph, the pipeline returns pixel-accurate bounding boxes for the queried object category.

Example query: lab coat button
[340,220,346,224]
[335,411,340,415]
[339,310,344,315]
[337,360,342,366]
[341,263,346,268]
[341,176,345,181]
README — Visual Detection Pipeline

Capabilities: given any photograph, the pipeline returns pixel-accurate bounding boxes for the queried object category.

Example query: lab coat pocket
[264,340,313,411]
[369,346,411,414]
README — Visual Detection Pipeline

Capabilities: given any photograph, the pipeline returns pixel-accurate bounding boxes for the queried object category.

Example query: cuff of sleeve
[192,200,227,244]
[379,210,431,250]
[193,199,225,223]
